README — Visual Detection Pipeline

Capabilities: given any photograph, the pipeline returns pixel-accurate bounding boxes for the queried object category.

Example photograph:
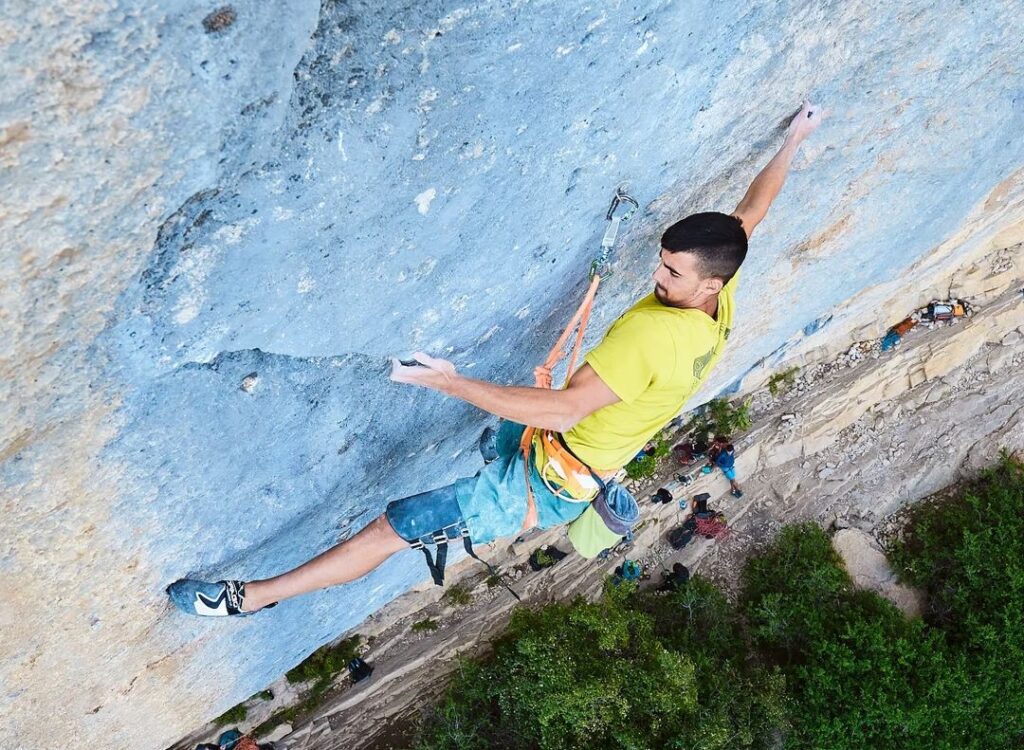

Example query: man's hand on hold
[389,351,457,391]
[787,101,823,144]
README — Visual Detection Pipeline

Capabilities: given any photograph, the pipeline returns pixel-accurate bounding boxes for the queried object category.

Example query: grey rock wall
[2,1,1022,747]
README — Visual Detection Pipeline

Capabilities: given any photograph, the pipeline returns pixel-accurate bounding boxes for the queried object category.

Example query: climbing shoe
[731,488,744,498]
[166,578,276,617]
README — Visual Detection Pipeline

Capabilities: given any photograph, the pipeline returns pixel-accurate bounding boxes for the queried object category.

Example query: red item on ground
[893,317,917,336]
[695,514,730,540]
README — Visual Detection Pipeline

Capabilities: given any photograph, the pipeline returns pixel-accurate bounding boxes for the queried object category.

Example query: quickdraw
[591,187,640,280]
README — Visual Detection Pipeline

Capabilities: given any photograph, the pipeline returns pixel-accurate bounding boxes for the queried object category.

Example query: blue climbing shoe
[731,488,744,498]
[167,579,275,617]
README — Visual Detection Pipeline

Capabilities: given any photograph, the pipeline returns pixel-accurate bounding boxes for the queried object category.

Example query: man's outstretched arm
[732,101,823,238]
[390,353,619,433]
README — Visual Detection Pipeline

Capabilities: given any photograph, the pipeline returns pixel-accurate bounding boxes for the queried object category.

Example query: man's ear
[701,276,725,295]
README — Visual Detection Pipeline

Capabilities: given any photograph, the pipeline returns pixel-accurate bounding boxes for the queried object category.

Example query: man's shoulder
[610,303,683,343]
[613,298,712,339]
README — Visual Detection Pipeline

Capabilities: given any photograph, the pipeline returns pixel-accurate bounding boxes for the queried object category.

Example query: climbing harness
[519,187,639,533]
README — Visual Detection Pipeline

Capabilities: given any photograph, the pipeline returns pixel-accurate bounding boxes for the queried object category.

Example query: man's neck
[658,289,720,319]
[698,294,719,321]
[672,292,718,320]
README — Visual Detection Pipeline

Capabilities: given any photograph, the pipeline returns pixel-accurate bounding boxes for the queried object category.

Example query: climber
[168,102,823,617]
[705,436,744,498]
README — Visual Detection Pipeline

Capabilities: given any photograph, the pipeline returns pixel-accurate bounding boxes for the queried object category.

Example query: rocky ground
[172,276,1023,750]
[690,285,1023,600]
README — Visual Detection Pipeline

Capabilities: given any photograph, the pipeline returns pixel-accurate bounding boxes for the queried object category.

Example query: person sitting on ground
[167,103,822,617]
[707,436,743,498]
[660,562,691,591]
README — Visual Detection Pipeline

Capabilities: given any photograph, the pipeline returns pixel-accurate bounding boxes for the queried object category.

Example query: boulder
[832,529,925,616]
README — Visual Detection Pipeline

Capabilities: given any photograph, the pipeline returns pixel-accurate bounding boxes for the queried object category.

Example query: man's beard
[654,284,669,304]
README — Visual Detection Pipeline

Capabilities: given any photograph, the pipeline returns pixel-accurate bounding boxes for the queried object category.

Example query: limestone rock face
[2,1,1023,748]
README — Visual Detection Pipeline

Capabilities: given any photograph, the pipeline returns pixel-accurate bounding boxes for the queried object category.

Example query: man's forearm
[734,102,822,235]
[734,134,801,226]
[439,375,576,432]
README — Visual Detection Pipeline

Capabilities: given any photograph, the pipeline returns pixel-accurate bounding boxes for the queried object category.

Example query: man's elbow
[554,402,593,434]
[732,208,761,239]
[553,414,580,434]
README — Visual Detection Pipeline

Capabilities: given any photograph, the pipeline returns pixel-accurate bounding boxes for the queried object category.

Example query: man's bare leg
[241,514,407,611]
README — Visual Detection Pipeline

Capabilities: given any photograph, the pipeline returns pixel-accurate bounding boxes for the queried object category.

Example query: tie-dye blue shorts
[384,422,588,545]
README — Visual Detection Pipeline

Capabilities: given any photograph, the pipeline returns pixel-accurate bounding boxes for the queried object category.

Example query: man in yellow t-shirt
[169,104,823,617]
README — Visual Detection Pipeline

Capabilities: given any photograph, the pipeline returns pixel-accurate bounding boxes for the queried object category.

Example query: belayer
[169,103,823,617]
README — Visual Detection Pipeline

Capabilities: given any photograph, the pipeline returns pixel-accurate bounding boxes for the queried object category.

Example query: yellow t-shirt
[563,273,739,470]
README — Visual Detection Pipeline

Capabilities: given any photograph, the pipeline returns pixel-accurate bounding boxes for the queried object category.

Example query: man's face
[652,248,723,308]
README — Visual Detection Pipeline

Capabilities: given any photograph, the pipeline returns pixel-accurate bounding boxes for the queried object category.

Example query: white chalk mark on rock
[415,187,437,215]
[636,30,656,55]
[337,131,348,160]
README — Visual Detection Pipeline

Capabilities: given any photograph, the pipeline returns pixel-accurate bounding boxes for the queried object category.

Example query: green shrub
[767,366,800,397]
[417,583,785,750]
[640,577,789,747]
[739,522,1012,750]
[887,453,1024,747]
[285,635,362,686]
[624,453,658,480]
[252,636,361,738]
[213,701,247,727]
[442,583,473,607]
[253,705,300,738]
[685,397,753,442]
[412,618,440,633]
[410,457,1024,750]
[624,437,670,481]
[530,548,556,569]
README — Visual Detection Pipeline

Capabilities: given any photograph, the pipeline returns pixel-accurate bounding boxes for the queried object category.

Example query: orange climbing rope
[517,189,637,530]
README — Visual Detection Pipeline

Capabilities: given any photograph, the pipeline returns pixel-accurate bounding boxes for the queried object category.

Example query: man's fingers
[788,101,824,138]
[411,351,435,367]
[391,352,456,386]
[412,351,457,376]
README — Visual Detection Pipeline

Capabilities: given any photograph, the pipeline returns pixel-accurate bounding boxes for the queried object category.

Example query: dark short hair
[661,212,747,283]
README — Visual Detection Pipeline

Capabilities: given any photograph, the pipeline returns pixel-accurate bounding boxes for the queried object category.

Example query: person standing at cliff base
[169,103,823,617]
[705,436,744,497]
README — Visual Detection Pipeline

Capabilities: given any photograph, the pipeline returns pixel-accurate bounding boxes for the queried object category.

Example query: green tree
[418,581,785,750]
[888,454,1024,748]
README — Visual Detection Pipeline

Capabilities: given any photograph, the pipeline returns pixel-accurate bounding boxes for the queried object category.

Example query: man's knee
[369,513,407,552]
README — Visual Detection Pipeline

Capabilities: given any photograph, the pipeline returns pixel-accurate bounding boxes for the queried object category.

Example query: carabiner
[605,187,639,222]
